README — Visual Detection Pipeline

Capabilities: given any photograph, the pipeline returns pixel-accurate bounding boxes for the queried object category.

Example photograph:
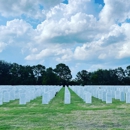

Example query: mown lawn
[0,87,130,130]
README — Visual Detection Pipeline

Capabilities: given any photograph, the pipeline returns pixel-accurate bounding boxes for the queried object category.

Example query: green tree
[19,65,35,85]
[10,63,21,84]
[54,63,72,86]
[76,70,90,85]
[115,67,126,85]
[125,65,130,84]
[32,64,46,84]
[10,64,35,85]
[42,67,60,85]
[0,60,11,85]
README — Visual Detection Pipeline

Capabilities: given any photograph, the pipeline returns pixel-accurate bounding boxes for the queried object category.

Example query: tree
[42,67,60,85]
[93,69,111,85]
[54,63,72,86]
[108,69,120,85]
[10,63,21,84]
[10,64,35,85]
[76,70,90,85]
[89,71,98,85]
[0,60,11,84]
[19,65,35,85]
[32,64,46,84]
[125,65,130,84]
[115,67,126,85]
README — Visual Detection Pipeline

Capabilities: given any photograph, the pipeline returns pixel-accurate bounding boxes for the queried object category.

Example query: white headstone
[106,92,112,103]
[126,92,130,103]
[0,92,3,105]
[120,92,125,101]
[15,90,19,99]
[115,91,120,100]
[84,92,92,103]
[10,89,15,100]
[3,91,10,102]
[102,91,106,101]
[19,92,26,105]
[42,92,49,104]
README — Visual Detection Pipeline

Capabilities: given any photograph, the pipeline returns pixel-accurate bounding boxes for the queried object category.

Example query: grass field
[0,87,130,130]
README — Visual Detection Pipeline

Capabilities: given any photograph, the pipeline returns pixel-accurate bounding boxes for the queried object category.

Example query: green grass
[0,87,130,130]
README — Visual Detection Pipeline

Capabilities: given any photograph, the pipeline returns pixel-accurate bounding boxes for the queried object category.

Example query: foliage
[75,67,130,85]
[76,70,90,85]
[0,60,12,85]
[54,63,72,86]
[42,67,60,85]
[0,60,130,85]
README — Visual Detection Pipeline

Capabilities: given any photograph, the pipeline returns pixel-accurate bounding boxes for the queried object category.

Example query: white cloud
[56,48,73,62]
[25,49,51,60]
[74,44,90,60]
[99,0,130,24]
[35,4,98,44]
[118,43,130,59]
[22,0,130,68]
[0,19,33,44]
[25,44,73,62]
[0,0,63,19]
[116,23,130,59]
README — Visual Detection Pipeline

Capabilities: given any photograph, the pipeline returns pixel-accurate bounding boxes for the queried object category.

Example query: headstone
[15,90,19,99]
[19,91,26,105]
[10,89,15,100]
[42,92,49,104]
[84,92,92,103]
[106,92,112,103]
[3,91,10,102]
[102,91,106,101]
[120,92,125,101]
[115,91,120,99]
[0,92,3,105]
[126,92,130,103]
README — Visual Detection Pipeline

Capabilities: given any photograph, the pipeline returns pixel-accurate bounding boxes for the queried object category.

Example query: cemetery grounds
[0,87,130,130]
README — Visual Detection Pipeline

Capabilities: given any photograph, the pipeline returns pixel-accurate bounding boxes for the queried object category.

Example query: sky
[0,0,130,78]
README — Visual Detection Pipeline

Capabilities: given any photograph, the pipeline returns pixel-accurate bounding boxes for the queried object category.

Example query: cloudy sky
[0,0,130,77]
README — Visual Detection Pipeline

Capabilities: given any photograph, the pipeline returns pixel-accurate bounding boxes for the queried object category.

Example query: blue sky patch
[95,0,105,6]
[62,0,68,4]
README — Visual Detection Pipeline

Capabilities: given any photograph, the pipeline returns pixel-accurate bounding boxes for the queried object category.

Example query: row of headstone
[70,85,130,104]
[0,85,62,105]
[42,86,62,104]
[69,86,92,103]
[64,87,71,104]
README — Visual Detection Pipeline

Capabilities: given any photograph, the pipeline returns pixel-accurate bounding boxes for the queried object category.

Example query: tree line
[0,60,130,85]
